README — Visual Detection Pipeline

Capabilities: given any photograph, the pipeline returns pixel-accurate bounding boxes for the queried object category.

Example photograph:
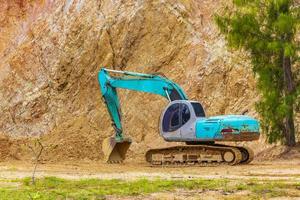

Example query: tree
[28,138,44,185]
[215,0,299,146]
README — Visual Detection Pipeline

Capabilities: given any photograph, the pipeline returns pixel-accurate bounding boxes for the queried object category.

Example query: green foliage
[215,0,299,144]
[0,177,298,199]
[0,177,227,199]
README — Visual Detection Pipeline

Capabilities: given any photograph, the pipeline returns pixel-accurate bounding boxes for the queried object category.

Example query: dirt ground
[0,159,299,181]
[0,159,300,199]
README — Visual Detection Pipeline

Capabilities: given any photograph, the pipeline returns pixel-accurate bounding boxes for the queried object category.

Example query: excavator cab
[159,100,205,141]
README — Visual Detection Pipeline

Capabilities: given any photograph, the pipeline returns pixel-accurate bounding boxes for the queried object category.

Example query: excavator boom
[98,68,187,163]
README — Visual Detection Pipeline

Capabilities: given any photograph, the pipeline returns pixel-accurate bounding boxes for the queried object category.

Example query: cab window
[191,102,205,117]
[182,104,190,124]
[162,103,191,132]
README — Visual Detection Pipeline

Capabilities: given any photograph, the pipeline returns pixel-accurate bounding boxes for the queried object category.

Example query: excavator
[98,68,260,166]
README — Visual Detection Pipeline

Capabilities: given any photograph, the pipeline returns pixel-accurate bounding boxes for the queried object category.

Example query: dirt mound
[0,133,26,161]
[34,117,104,162]
[0,117,104,163]
[256,144,300,161]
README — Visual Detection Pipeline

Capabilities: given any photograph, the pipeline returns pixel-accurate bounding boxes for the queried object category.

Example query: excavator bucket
[102,137,132,163]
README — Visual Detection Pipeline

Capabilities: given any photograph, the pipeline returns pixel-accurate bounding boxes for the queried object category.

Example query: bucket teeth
[102,137,132,163]
[107,160,122,164]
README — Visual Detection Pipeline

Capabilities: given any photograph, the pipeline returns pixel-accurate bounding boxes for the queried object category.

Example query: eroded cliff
[0,0,297,161]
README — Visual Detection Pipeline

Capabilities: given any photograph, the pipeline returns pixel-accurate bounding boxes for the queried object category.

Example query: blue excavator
[98,68,260,166]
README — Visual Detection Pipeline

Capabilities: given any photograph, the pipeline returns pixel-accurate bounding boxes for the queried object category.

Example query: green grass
[0,177,298,200]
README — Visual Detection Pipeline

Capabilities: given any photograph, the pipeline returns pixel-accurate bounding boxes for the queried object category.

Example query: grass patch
[0,177,298,199]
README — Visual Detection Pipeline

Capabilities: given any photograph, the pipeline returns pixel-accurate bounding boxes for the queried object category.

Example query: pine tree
[215,0,299,146]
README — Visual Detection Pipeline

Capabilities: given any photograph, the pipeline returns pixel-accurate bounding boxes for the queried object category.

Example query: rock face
[0,0,297,161]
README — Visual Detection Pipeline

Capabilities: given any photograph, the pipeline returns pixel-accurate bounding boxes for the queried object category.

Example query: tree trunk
[282,56,296,146]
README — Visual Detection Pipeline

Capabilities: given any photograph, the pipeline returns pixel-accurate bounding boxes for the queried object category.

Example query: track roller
[145,145,243,167]
[237,146,254,164]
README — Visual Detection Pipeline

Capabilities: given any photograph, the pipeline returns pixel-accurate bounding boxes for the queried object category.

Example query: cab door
[162,103,181,134]
[161,102,191,140]
[179,103,195,139]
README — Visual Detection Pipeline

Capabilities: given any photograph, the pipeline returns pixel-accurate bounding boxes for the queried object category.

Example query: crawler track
[145,145,253,167]
[236,146,254,164]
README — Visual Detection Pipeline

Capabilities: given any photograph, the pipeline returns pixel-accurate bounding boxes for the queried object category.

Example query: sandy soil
[0,160,300,181]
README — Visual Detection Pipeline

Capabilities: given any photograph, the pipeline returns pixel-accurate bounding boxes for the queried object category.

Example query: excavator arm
[98,68,188,162]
